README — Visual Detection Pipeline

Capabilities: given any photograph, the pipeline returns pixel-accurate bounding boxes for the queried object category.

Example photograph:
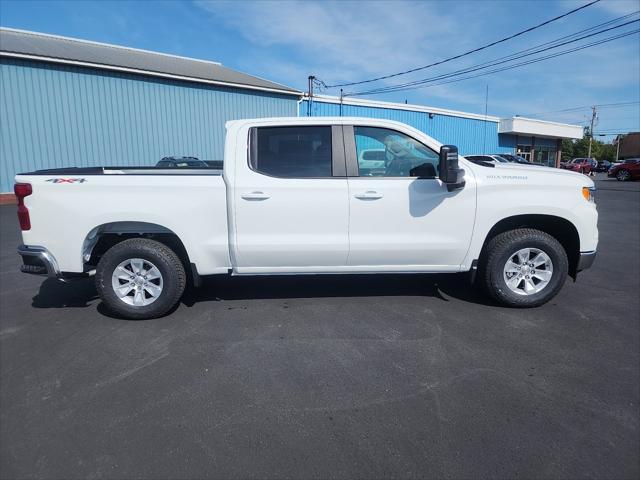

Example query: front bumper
[577,250,596,271]
[17,245,61,278]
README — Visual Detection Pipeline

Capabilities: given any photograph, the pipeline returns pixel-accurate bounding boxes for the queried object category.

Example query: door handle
[354,190,383,200]
[241,191,270,200]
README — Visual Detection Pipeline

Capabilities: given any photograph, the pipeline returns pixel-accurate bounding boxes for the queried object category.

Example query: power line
[345,29,640,97]
[346,19,639,95]
[598,101,640,108]
[415,11,640,92]
[324,0,601,88]
[519,101,640,117]
[594,128,640,132]
[593,133,638,136]
[345,17,640,96]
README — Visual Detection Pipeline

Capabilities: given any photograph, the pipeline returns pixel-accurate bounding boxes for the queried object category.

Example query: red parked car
[561,158,597,174]
[608,158,640,181]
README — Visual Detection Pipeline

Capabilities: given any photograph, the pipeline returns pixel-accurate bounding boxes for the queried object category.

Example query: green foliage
[562,135,617,162]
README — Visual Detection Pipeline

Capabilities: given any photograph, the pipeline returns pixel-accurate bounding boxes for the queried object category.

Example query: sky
[1,0,639,138]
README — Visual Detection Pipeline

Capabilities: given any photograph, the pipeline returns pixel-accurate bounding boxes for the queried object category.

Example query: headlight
[582,186,596,203]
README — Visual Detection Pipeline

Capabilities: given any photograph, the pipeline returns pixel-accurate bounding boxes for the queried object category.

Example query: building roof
[309,94,583,139]
[0,28,301,96]
[310,94,502,122]
[498,117,583,140]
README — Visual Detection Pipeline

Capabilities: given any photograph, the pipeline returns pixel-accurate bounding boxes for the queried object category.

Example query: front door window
[354,126,439,178]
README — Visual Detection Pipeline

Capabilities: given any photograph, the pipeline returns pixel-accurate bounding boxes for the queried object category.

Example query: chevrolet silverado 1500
[15,117,598,319]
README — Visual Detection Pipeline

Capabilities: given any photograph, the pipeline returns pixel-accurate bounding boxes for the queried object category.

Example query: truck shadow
[181,273,498,307]
[31,277,98,309]
[31,272,499,316]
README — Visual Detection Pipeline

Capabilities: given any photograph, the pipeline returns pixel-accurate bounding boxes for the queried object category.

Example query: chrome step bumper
[17,245,61,278]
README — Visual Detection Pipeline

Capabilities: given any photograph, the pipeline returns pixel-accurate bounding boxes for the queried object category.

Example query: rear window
[251,126,332,178]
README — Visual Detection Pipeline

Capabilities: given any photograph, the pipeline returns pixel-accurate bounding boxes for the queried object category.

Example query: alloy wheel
[111,258,163,306]
[503,248,554,296]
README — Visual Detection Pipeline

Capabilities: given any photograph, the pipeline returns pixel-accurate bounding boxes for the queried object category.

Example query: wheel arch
[480,214,581,279]
[82,221,200,286]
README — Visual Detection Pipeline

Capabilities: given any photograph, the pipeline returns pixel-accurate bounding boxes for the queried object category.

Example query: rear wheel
[479,229,568,307]
[617,169,631,181]
[96,238,186,319]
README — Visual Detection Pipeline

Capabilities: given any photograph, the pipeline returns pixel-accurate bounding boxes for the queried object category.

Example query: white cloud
[596,0,640,16]
[195,0,639,122]
[195,0,464,86]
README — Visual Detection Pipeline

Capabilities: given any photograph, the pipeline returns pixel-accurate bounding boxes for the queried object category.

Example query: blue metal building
[0,28,300,193]
[1,28,583,194]
[301,96,581,166]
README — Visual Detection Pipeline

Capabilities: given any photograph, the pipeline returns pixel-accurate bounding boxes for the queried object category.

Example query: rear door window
[251,126,332,178]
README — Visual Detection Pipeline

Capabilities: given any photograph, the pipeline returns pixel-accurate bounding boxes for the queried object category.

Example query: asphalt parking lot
[1,175,638,480]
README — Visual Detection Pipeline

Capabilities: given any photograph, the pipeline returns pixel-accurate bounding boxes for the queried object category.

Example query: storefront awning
[499,117,583,140]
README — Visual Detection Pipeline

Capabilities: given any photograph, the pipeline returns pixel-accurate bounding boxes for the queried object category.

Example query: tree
[562,135,616,161]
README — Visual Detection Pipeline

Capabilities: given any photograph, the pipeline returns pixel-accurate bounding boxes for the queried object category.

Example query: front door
[345,125,476,270]
[233,125,349,273]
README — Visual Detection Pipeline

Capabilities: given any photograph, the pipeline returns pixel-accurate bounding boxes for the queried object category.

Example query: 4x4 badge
[45,178,87,183]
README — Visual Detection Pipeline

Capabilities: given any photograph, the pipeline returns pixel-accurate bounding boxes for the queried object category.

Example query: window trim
[344,125,440,179]
[247,125,347,179]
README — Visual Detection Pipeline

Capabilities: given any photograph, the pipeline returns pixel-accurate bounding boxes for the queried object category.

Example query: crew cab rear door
[344,125,476,270]
[232,125,349,273]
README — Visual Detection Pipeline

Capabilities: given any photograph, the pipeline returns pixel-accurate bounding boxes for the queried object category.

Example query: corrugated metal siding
[301,100,515,156]
[0,58,298,192]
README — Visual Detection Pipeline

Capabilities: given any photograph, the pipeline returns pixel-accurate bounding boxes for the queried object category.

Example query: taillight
[14,183,32,230]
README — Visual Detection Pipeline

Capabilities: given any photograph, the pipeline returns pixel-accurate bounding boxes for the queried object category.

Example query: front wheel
[617,169,631,181]
[96,238,186,319]
[479,229,568,307]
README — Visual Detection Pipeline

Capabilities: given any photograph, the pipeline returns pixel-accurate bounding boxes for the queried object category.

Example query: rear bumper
[17,245,61,278]
[577,250,596,271]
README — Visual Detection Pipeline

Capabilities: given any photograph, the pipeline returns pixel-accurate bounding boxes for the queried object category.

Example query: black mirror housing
[439,145,465,191]
[409,163,437,178]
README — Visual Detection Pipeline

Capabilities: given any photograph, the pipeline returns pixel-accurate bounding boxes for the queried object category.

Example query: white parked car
[357,148,386,171]
[14,117,598,319]
[465,154,510,165]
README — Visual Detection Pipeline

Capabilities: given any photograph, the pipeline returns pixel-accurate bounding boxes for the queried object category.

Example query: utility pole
[307,75,315,117]
[587,105,597,158]
[615,134,621,162]
[482,84,489,154]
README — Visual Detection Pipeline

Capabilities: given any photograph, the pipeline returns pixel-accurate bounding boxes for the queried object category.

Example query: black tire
[479,228,568,308]
[616,169,630,181]
[95,238,186,319]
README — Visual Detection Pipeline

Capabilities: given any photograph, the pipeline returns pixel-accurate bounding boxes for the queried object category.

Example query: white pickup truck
[15,117,598,319]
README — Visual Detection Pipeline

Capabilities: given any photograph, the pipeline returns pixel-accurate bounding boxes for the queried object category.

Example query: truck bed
[15,168,230,275]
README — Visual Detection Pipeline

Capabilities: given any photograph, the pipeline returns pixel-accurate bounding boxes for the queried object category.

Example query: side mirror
[439,145,465,191]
